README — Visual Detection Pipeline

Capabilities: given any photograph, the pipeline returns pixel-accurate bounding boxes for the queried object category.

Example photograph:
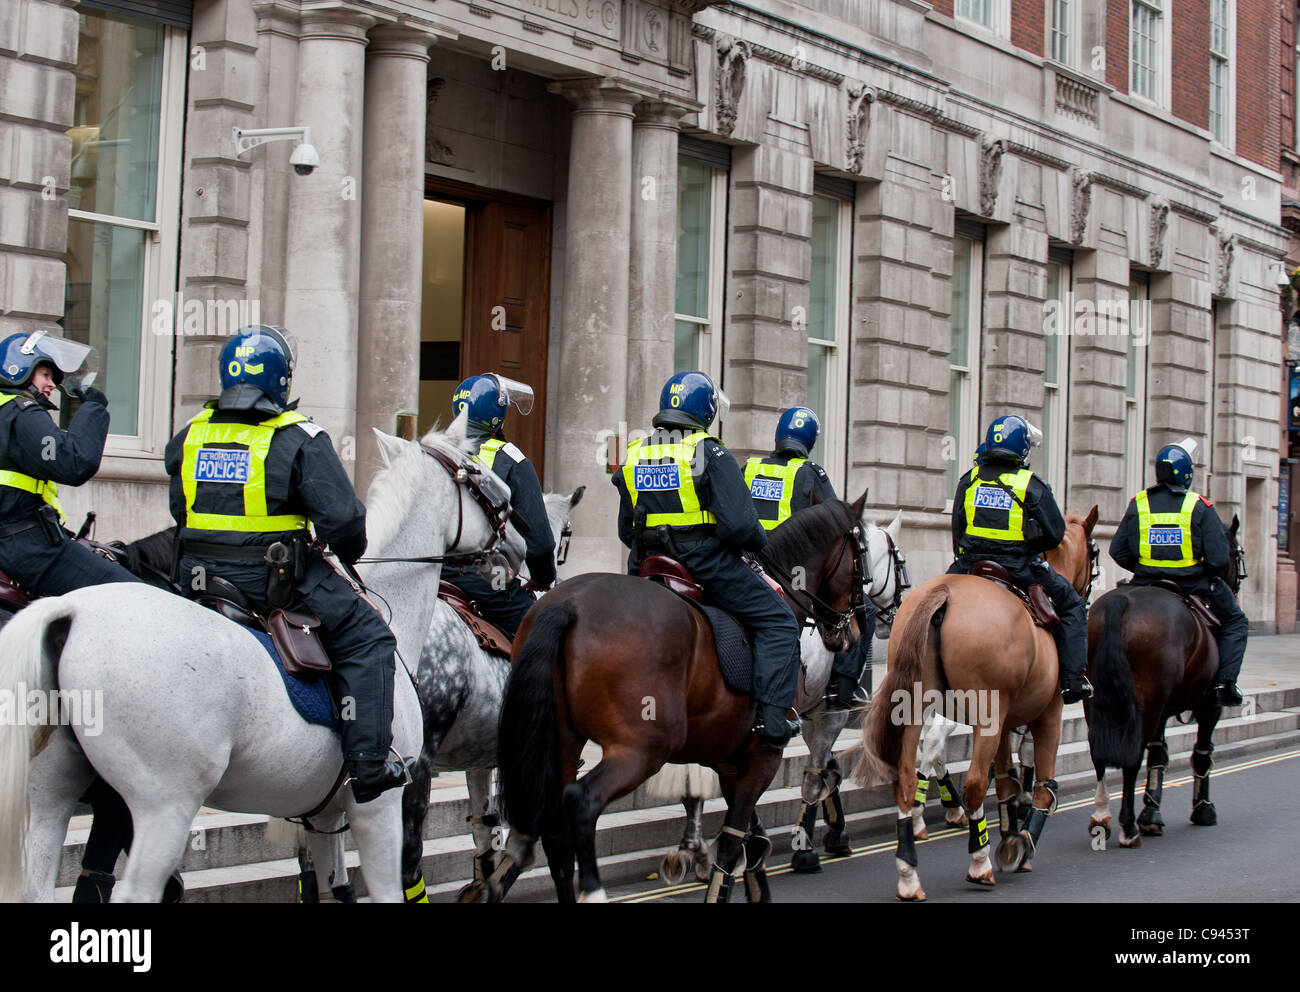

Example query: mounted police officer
[0,329,162,903]
[441,373,555,637]
[613,371,801,748]
[1109,440,1247,706]
[165,324,412,804]
[948,415,1093,704]
[743,407,874,711]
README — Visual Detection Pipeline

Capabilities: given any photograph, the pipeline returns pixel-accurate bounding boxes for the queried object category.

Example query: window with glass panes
[674,156,726,381]
[947,232,984,499]
[1130,0,1163,102]
[1209,0,1231,144]
[806,191,851,489]
[1044,257,1073,496]
[1051,0,1072,64]
[64,6,183,447]
[957,0,993,28]
[1124,276,1150,500]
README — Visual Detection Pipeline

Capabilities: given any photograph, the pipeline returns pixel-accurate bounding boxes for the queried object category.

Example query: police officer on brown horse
[613,371,801,748]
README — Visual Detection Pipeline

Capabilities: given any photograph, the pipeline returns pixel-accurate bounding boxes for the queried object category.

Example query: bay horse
[493,495,870,903]
[853,506,1099,900]
[1086,515,1244,847]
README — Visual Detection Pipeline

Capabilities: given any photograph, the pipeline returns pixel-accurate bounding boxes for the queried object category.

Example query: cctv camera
[289,143,320,176]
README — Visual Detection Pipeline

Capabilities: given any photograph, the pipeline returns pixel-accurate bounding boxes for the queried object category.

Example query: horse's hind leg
[307,818,354,902]
[893,721,926,901]
[741,815,774,903]
[1190,702,1220,826]
[661,796,712,884]
[1137,724,1169,836]
[565,747,658,902]
[455,768,498,904]
[962,725,998,886]
[1089,763,1112,841]
[821,760,852,856]
[400,754,434,903]
[1117,763,1142,846]
[1011,708,1063,872]
[992,733,1023,871]
[113,798,201,903]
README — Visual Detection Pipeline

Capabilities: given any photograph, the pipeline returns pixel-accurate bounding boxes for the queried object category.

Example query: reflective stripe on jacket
[962,467,1032,543]
[1135,489,1197,569]
[622,430,718,528]
[743,455,806,530]
[0,393,63,519]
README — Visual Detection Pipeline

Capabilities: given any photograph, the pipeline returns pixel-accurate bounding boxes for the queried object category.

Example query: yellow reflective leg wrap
[913,777,929,806]
[967,812,988,853]
[405,874,429,904]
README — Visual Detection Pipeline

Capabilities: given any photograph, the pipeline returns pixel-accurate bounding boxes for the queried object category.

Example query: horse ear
[1084,504,1099,536]
[445,406,473,453]
[570,485,586,508]
[1229,513,1240,538]
[371,428,406,469]
[851,488,868,518]
[886,508,902,542]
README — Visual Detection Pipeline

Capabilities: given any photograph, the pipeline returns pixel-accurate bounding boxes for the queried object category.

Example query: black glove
[331,530,367,567]
[72,386,109,407]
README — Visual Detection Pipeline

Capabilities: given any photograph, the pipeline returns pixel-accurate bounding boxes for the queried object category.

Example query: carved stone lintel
[1148,197,1170,269]
[715,35,751,138]
[1212,225,1236,297]
[1069,167,1092,245]
[979,134,1005,218]
[845,83,876,175]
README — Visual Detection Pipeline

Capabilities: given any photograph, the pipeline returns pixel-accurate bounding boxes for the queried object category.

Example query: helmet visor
[1025,421,1044,447]
[60,347,101,395]
[20,330,95,377]
[490,375,534,417]
[715,385,731,424]
[1175,437,1198,461]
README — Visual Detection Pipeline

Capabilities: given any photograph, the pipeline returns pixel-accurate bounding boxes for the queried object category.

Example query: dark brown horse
[491,495,868,903]
[1086,516,1244,847]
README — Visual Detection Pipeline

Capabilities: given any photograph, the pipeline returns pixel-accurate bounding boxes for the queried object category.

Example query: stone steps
[52,687,1300,901]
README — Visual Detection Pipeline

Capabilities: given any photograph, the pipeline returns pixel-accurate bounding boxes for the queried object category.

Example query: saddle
[0,566,30,614]
[438,581,514,656]
[192,577,332,679]
[1147,578,1221,630]
[968,560,1060,632]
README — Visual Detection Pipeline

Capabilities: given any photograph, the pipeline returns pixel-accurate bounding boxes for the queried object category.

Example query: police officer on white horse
[613,371,802,748]
[441,373,554,636]
[165,325,412,803]
[744,407,875,710]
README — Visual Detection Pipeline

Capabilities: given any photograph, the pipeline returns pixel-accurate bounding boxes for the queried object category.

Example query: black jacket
[165,405,368,563]
[751,448,838,514]
[1109,482,1227,589]
[0,389,110,523]
[951,457,1066,561]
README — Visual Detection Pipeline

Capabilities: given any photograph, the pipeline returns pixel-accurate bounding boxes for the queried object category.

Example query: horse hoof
[1089,815,1112,841]
[1191,803,1218,826]
[791,850,822,874]
[995,837,1021,870]
[456,880,485,903]
[1015,861,1033,873]
[660,852,689,886]
[897,888,927,902]
[965,870,996,887]
[692,858,713,883]
[1138,822,1163,836]
[1118,831,1142,849]
[946,811,968,828]
[913,824,928,841]
[823,830,851,856]
[824,842,853,857]
[577,887,608,903]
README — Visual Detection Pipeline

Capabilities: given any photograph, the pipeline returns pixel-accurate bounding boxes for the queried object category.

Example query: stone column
[626,100,690,428]
[354,24,438,493]
[280,7,375,469]
[547,79,641,575]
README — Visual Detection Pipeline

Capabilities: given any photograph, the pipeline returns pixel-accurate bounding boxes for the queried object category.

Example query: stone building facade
[1,0,1293,628]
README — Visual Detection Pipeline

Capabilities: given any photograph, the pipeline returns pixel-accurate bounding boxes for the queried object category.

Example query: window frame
[945,231,985,513]
[64,14,184,461]
[673,160,727,388]
[806,192,852,493]
[1048,0,1078,67]
[955,0,1010,41]
[1129,0,1172,109]
[1208,0,1234,148]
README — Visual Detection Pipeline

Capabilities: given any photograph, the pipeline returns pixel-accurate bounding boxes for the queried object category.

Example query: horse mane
[762,500,856,575]
[119,527,178,589]
[364,421,471,557]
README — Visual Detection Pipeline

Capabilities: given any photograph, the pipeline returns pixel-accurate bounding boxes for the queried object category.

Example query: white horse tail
[0,597,77,902]
[645,762,721,802]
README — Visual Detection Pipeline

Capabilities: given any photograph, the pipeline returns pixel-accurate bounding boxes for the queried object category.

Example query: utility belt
[632,506,716,561]
[0,504,67,547]
[179,534,310,610]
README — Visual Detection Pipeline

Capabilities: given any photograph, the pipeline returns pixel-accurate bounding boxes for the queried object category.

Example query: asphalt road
[599,746,1300,904]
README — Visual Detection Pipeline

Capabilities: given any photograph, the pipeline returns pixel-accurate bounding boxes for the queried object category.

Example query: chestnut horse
[854,506,1099,901]
[1086,516,1244,847]
[493,496,869,903]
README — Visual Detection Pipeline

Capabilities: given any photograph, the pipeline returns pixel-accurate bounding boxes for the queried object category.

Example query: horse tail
[0,597,76,902]
[497,601,577,840]
[854,584,949,786]
[1087,594,1143,769]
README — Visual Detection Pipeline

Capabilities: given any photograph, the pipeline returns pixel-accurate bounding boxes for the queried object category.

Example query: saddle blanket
[698,604,753,695]
[247,627,339,730]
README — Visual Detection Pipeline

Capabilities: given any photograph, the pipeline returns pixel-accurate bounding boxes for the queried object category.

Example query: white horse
[651,510,908,883]
[0,414,524,902]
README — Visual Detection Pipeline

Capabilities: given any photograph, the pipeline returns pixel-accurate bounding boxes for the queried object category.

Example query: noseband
[866,526,911,628]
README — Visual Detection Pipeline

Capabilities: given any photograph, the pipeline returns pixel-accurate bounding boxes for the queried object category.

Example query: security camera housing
[289,142,320,176]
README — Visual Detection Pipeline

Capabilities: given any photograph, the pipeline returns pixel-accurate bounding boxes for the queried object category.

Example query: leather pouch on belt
[267,609,332,679]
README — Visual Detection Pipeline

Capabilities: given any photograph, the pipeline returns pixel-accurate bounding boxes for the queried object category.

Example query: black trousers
[0,523,140,594]
[948,556,1087,683]
[1130,575,1248,684]
[442,566,534,638]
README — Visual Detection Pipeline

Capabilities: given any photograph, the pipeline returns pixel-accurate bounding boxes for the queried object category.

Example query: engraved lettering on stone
[715,36,752,138]
[1069,167,1092,244]
[979,134,1005,218]
[1148,197,1170,269]
[425,78,456,165]
[845,83,875,175]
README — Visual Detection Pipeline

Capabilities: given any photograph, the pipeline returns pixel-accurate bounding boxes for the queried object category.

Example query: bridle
[555,519,572,567]
[1084,534,1101,605]
[864,523,911,628]
[1228,534,1247,596]
[759,518,868,643]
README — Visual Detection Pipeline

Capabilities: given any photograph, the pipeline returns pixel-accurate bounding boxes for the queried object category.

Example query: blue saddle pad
[247,628,339,730]
[698,604,753,695]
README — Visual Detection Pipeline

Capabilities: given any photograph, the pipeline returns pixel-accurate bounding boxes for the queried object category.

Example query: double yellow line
[612,748,1300,903]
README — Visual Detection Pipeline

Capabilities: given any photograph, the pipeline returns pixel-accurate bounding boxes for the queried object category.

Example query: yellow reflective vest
[180,408,310,534]
[0,393,65,520]
[1135,489,1198,569]
[963,467,1033,543]
[744,455,806,531]
[622,430,718,528]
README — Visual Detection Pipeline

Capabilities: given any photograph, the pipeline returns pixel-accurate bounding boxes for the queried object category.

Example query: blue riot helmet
[452,373,535,433]
[983,415,1042,466]
[0,329,96,394]
[1155,438,1196,491]
[219,325,295,412]
[775,407,819,456]
[657,371,728,431]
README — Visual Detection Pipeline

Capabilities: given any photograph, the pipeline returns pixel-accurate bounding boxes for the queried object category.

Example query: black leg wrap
[1023,807,1049,848]
[998,795,1019,836]
[296,870,318,904]
[404,872,430,904]
[936,773,960,809]
[896,816,918,867]
[913,776,929,809]
[705,863,734,904]
[72,869,116,904]
[822,788,844,828]
[1192,745,1214,779]
[967,810,989,854]
[1142,765,1165,812]
[332,882,357,904]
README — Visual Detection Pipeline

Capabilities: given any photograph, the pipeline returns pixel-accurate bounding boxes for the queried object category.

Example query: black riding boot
[755,702,800,749]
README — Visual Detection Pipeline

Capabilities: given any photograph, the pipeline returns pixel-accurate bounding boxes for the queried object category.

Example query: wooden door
[462,199,551,478]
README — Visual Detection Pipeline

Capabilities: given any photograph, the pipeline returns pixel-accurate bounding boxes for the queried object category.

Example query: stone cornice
[747,41,843,84]
[1168,199,1219,225]
[1004,139,1070,171]
[875,87,943,121]
[1089,171,1152,200]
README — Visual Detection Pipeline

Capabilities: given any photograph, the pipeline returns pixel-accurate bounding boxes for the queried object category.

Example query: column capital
[298,5,377,43]
[547,77,646,115]
[633,95,701,128]
[366,21,447,60]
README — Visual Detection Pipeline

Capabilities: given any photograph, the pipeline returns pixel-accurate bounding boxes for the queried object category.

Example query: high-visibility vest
[0,393,65,520]
[622,430,718,528]
[180,408,311,534]
[1135,489,1198,569]
[744,455,806,530]
[963,467,1033,543]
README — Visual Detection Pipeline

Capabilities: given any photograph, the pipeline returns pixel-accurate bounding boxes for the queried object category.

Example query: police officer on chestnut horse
[744,406,875,710]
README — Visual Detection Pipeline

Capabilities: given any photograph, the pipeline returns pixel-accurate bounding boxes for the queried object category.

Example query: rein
[868,527,911,627]
[759,526,862,638]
